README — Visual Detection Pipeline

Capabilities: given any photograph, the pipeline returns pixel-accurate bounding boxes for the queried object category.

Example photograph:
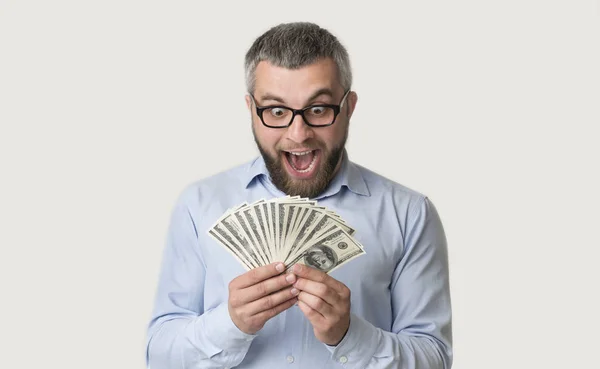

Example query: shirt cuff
[325,313,380,367]
[199,302,257,356]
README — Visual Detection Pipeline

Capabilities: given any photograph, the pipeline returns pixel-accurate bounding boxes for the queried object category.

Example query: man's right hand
[228,262,299,335]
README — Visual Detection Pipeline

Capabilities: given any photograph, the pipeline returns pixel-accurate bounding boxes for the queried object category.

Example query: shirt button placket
[339,355,348,364]
[283,308,298,365]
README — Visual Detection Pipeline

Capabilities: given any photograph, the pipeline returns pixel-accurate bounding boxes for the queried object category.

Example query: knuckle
[267,305,280,319]
[340,286,350,299]
[264,278,278,293]
[229,294,241,307]
[256,281,267,296]
[248,316,261,330]
[236,307,248,320]
[313,298,324,310]
[248,268,260,281]
[263,294,275,310]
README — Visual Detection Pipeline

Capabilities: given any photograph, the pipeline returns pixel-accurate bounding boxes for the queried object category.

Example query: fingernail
[276,263,284,272]
[285,274,296,283]
[293,264,302,273]
[291,288,299,295]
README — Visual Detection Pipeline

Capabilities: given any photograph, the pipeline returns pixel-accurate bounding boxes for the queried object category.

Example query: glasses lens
[261,106,336,127]
[262,107,293,127]
[304,106,335,126]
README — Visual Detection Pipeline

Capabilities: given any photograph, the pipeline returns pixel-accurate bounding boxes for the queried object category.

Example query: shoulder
[175,159,256,210]
[352,162,427,208]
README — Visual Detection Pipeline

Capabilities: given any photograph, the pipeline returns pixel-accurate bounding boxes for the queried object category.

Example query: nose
[285,112,314,143]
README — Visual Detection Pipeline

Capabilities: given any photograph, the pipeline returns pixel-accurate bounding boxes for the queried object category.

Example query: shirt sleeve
[325,197,453,369]
[145,189,256,369]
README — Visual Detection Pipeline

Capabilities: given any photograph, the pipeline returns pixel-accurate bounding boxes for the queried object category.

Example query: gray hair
[244,22,352,93]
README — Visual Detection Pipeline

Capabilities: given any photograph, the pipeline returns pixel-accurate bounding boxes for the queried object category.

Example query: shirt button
[339,356,348,363]
[286,355,295,363]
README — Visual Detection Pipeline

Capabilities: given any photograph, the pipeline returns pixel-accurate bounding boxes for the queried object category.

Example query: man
[146,22,452,368]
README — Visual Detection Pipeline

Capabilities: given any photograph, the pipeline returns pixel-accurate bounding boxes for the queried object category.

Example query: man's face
[247,58,357,198]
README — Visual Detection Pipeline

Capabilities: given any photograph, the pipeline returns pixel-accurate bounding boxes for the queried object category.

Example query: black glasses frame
[250,90,350,128]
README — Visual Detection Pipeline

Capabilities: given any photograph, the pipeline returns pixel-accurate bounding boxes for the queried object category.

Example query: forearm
[327,314,451,369]
[146,188,259,368]
[327,197,452,368]
[147,302,255,369]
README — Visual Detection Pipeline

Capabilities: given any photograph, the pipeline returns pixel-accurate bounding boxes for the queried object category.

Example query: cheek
[318,125,347,148]
[255,125,282,151]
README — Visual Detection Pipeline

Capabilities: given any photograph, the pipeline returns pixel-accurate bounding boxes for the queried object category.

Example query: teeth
[288,150,313,156]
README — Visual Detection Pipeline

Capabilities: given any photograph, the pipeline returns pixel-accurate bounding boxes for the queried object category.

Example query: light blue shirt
[146,152,452,369]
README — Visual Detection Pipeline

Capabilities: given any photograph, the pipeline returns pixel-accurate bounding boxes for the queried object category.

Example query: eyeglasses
[250,90,350,128]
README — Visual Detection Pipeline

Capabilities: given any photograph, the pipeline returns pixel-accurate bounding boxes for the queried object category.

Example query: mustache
[277,141,323,152]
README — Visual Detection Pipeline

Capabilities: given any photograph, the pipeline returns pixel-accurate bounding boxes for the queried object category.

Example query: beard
[253,127,347,199]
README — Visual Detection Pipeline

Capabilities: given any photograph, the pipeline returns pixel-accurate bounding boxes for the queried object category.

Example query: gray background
[1,0,599,368]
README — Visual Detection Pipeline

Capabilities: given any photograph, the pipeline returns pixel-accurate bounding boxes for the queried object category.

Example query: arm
[295,197,452,368]
[328,197,452,368]
[146,191,299,369]
[145,192,255,369]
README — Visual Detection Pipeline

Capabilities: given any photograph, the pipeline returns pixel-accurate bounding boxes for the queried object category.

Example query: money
[208,196,365,273]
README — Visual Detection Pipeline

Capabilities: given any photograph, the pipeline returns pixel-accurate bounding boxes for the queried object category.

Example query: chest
[199,196,405,311]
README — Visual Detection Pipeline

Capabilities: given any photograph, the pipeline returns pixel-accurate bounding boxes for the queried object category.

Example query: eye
[309,106,326,115]
[269,108,286,117]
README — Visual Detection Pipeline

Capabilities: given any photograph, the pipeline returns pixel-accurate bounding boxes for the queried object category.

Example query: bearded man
[146,22,452,369]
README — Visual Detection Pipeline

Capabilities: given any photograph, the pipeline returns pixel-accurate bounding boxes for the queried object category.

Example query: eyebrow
[258,93,286,104]
[257,88,335,106]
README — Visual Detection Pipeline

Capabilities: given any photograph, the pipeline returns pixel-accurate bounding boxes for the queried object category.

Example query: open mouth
[283,149,320,178]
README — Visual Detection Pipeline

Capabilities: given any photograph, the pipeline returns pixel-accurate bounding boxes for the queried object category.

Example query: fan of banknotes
[208,196,365,273]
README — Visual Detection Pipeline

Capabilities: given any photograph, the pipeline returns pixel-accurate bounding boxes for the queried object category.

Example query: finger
[231,262,285,289]
[297,291,333,318]
[293,278,339,306]
[251,295,298,323]
[292,264,345,293]
[238,272,297,304]
[245,286,300,316]
[297,300,326,325]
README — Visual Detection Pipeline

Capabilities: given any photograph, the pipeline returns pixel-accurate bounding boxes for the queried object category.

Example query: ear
[245,95,253,111]
[346,91,358,119]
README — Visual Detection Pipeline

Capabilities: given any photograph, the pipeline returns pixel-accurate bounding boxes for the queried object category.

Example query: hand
[228,262,299,335]
[292,264,351,346]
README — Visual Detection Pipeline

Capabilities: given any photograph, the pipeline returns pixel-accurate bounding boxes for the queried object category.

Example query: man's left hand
[291,264,351,346]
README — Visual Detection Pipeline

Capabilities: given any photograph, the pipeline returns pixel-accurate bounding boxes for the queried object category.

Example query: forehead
[254,58,341,98]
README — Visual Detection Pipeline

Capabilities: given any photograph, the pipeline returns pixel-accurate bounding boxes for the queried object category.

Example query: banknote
[284,227,365,274]
[207,196,365,273]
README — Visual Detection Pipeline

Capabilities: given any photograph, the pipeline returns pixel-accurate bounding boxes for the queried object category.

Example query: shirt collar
[244,150,370,198]
[244,156,269,188]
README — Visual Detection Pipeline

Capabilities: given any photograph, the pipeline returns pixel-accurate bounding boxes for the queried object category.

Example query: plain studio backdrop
[1,1,598,368]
